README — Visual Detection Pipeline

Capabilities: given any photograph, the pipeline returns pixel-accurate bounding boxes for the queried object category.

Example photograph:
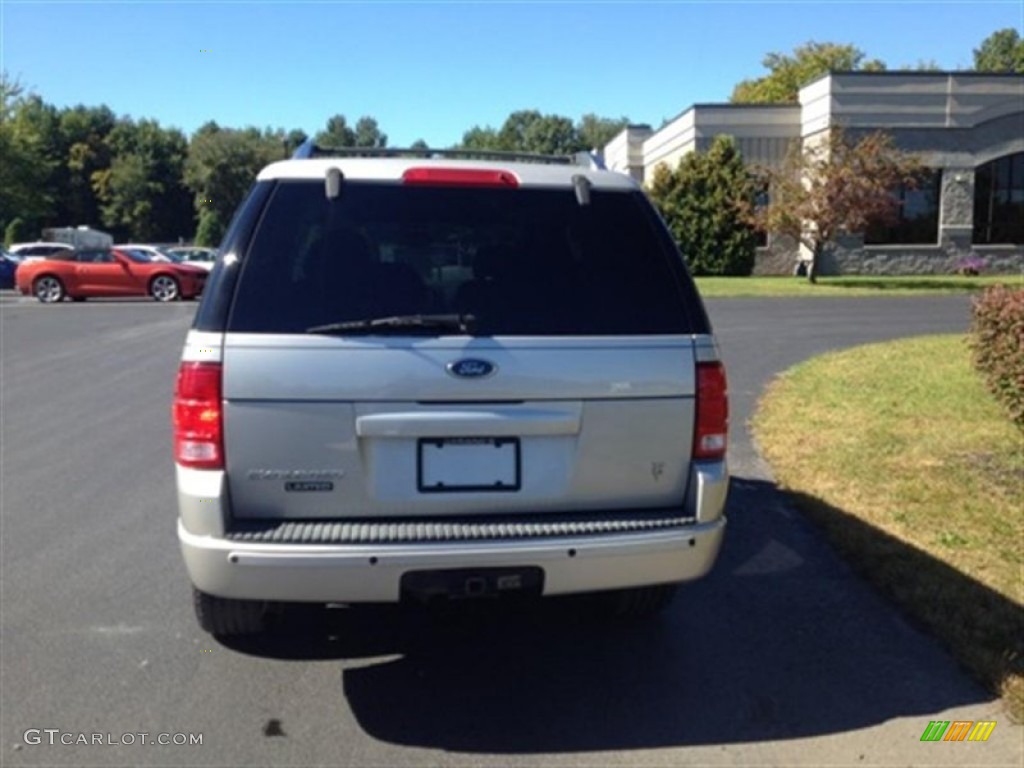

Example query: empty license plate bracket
[417,437,521,493]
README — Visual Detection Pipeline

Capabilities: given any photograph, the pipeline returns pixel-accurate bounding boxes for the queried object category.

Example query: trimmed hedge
[969,285,1024,429]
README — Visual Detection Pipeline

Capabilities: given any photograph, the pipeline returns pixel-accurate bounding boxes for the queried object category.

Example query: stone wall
[752,235,800,275]
[753,237,1023,276]
[826,241,1023,276]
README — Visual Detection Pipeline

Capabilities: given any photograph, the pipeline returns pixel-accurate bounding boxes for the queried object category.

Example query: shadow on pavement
[222,476,1009,752]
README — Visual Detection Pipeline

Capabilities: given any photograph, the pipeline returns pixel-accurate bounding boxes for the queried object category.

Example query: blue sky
[2,1,1021,147]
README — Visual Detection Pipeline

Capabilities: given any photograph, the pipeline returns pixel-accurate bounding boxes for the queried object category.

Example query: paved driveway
[2,293,1019,766]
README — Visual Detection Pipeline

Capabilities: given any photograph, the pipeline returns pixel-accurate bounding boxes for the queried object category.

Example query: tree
[757,127,923,283]
[92,118,192,241]
[410,138,429,150]
[905,59,942,71]
[646,135,759,276]
[973,28,1024,72]
[459,125,501,150]
[731,42,886,103]
[0,76,56,236]
[522,113,580,155]
[459,111,630,155]
[497,109,543,150]
[499,110,586,154]
[577,113,629,151]
[184,123,286,242]
[284,128,308,153]
[353,116,386,148]
[194,209,225,248]
[59,105,116,227]
[316,114,356,146]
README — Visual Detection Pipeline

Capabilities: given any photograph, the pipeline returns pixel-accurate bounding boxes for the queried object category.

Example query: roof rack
[290,139,605,170]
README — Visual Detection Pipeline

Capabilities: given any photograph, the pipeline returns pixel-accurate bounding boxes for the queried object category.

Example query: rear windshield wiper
[307,314,477,335]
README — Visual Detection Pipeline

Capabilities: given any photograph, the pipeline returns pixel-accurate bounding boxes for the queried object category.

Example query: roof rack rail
[290,139,606,169]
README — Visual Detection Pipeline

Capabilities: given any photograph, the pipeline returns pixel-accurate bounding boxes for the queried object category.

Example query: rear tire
[33,276,65,303]
[603,584,678,618]
[150,275,180,302]
[192,587,268,636]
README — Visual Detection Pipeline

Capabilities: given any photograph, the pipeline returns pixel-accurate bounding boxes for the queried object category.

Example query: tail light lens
[694,361,728,460]
[173,362,223,469]
[402,168,519,187]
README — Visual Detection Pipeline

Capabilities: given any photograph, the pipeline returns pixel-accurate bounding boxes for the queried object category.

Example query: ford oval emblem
[446,359,497,379]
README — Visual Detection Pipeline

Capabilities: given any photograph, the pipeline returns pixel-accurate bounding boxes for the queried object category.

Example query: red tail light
[402,168,519,187]
[694,361,728,460]
[173,362,223,469]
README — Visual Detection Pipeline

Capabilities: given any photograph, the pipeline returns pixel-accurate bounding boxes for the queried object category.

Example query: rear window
[228,181,694,335]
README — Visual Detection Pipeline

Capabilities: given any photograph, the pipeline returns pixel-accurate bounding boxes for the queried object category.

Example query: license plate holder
[417,437,521,493]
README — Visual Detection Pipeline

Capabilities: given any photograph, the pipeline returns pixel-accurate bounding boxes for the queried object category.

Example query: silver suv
[174,145,729,636]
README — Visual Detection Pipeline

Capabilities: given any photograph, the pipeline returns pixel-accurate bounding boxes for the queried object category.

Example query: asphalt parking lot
[1,291,1020,766]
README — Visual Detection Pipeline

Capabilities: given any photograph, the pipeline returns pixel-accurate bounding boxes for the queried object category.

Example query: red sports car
[16,247,207,303]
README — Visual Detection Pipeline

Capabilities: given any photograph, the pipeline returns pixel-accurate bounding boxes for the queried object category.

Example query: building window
[753,182,769,247]
[974,152,1024,245]
[864,170,942,245]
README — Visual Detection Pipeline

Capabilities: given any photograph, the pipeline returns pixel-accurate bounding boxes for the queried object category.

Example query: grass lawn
[751,334,1024,719]
[695,275,1022,297]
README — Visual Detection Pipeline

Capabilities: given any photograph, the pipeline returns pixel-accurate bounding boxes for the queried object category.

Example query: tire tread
[192,587,267,636]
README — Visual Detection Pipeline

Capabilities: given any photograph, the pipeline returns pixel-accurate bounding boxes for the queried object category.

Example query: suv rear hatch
[218,174,711,522]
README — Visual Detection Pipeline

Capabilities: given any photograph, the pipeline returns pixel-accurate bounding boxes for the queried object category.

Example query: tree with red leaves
[758,127,924,282]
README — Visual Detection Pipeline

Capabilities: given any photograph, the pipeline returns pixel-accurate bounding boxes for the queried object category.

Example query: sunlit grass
[695,275,1022,297]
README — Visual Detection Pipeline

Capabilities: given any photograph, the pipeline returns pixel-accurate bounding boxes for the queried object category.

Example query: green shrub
[194,209,225,248]
[646,135,757,277]
[969,285,1024,428]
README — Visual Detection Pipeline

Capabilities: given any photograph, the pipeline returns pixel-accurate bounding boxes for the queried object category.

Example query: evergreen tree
[973,28,1024,72]
[647,136,758,276]
[194,209,225,248]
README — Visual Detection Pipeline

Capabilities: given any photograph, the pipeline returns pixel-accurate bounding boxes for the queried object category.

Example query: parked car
[0,249,21,289]
[167,246,217,271]
[16,247,207,303]
[9,242,74,260]
[174,144,729,637]
[116,243,176,263]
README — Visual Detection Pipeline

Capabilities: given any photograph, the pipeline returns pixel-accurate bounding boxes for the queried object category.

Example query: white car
[116,244,176,263]
[10,242,74,261]
[120,244,216,272]
[167,246,217,271]
[174,144,730,636]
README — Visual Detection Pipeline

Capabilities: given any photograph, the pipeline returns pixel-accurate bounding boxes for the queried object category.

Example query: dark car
[0,250,21,289]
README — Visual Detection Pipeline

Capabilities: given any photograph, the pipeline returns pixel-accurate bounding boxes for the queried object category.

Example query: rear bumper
[179,516,726,603]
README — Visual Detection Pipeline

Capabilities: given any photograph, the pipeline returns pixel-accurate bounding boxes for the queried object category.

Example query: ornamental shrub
[969,284,1024,429]
[646,135,758,276]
